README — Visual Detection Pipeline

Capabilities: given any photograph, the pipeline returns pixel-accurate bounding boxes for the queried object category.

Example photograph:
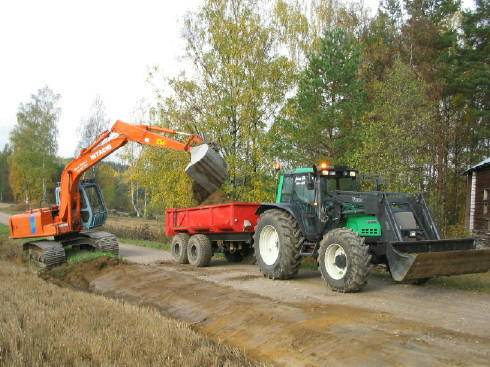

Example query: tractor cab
[55,179,108,230]
[276,165,358,203]
[275,165,359,241]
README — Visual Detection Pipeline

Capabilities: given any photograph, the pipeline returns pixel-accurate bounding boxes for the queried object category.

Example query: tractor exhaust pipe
[185,144,228,203]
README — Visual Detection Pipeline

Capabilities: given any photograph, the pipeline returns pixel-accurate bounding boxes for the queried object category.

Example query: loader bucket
[185,144,228,203]
[386,239,490,282]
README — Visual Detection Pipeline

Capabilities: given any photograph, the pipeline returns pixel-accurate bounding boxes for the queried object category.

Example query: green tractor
[253,164,490,292]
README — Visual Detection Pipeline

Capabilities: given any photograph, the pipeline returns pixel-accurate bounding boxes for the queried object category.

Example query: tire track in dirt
[92,264,490,367]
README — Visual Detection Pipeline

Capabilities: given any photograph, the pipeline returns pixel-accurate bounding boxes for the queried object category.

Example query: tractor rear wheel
[171,234,190,264]
[187,234,213,267]
[318,228,371,293]
[253,209,302,280]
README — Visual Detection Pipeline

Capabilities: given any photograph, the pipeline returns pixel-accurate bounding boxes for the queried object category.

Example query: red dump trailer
[165,202,260,266]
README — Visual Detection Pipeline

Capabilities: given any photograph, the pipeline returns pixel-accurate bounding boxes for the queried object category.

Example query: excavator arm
[9,120,227,239]
[59,120,205,230]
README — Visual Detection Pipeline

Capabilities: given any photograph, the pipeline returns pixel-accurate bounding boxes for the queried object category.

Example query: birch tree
[9,86,60,206]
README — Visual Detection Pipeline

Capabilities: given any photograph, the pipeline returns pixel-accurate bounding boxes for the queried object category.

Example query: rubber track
[254,209,303,280]
[319,228,371,292]
[24,241,66,268]
[91,233,119,255]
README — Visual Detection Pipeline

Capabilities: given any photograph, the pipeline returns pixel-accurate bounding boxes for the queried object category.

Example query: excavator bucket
[185,144,228,203]
[387,239,490,282]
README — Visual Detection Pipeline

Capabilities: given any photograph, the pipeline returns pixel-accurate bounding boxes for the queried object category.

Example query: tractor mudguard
[256,203,296,218]
[387,238,490,282]
[256,203,308,238]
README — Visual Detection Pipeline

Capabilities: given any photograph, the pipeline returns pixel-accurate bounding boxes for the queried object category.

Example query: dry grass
[103,216,167,242]
[0,235,259,367]
[426,272,490,293]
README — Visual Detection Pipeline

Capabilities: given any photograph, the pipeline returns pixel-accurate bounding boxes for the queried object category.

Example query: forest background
[1,0,488,236]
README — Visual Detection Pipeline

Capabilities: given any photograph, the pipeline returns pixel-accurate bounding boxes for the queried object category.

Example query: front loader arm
[58,120,203,231]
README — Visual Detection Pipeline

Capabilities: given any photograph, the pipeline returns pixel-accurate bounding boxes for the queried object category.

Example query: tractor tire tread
[254,209,303,280]
[319,228,371,293]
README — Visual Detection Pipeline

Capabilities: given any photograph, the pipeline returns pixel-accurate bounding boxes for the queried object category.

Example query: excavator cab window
[79,180,108,230]
[55,181,107,229]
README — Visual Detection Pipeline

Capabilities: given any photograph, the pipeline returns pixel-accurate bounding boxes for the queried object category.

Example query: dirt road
[95,242,490,366]
[0,211,9,227]
[118,243,172,264]
[93,261,490,367]
[2,210,489,366]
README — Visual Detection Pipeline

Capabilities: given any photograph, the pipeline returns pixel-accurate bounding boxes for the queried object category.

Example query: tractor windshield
[320,176,357,193]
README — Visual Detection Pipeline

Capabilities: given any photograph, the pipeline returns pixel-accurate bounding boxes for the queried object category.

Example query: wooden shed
[464,157,490,246]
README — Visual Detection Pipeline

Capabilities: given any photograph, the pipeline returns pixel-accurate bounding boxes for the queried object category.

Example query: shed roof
[464,157,490,174]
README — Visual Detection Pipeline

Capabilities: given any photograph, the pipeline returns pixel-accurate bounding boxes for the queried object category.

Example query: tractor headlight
[349,171,356,177]
[329,170,336,176]
[409,230,417,237]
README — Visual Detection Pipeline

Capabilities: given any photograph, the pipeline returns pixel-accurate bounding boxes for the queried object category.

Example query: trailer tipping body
[165,202,260,238]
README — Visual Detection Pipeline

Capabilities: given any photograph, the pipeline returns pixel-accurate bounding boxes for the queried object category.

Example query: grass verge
[66,250,117,265]
[424,273,490,293]
[0,223,10,236]
[370,267,490,293]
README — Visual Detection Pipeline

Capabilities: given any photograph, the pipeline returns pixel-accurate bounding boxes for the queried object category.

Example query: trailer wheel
[318,228,371,293]
[253,209,302,280]
[187,234,212,267]
[171,234,190,264]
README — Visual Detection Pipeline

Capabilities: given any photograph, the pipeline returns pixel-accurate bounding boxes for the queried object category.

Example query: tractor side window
[320,177,337,194]
[281,175,294,202]
[292,174,315,203]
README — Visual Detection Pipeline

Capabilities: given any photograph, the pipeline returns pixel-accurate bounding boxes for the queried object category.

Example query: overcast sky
[0,0,473,158]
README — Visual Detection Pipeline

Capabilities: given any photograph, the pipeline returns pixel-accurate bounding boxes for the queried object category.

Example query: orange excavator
[8,120,227,267]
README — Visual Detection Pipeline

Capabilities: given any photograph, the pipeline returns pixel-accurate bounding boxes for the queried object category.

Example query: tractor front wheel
[253,209,302,280]
[318,228,371,293]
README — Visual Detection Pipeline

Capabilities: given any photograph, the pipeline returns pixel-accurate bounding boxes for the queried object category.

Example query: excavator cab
[55,179,108,230]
